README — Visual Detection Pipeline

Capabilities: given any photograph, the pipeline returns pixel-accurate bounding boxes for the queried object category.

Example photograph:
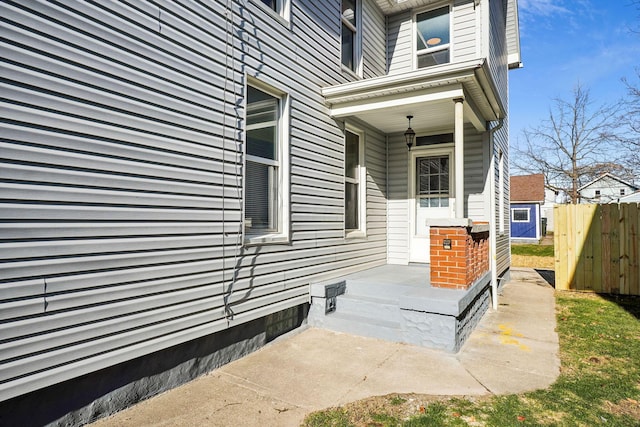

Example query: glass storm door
[409,153,454,263]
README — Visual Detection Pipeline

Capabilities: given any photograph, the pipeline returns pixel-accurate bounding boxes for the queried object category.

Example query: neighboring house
[0,0,520,424]
[610,190,640,203]
[578,173,639,204]
[541,187,558,232]
[510,174,545,242]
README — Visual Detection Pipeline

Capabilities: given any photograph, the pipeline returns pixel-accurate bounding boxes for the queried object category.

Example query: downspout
[488,118,504,310]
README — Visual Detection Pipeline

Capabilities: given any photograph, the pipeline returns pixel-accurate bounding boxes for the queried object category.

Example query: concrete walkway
[91,268,559,427]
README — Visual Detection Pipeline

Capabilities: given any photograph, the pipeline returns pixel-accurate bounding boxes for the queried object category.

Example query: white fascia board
[473,63,506,119]
[330,87,464,117]
[322,59,484,103]
[462,89,486,132]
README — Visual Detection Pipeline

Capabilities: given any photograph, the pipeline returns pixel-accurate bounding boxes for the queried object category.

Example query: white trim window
[511,208,530,223]
[341,0,361,74]
[254,0,291,21]
[416,155,451,208]
[344,127,366,236]
[244,80,290,243]
[415,6,451,69]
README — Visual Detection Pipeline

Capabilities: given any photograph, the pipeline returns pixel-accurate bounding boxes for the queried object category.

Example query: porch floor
[308,264,493,352]
[336,264,489,316]
[341,264,431,287]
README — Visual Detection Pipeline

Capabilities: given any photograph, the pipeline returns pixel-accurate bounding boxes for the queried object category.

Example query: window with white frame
[415,6,450,69]
[620,188,626,196]
[255,0,290,20]
[245,82,289,241]
[595,190,601,200]
[344,128,365,234]
[341,0,360,73]
[511,208,530,222]
[416,155,450,208]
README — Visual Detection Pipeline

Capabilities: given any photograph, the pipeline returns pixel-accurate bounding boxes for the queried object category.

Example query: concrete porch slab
[91,268,560,427]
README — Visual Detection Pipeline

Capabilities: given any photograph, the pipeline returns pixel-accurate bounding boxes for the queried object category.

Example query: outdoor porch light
[404,115,416,151]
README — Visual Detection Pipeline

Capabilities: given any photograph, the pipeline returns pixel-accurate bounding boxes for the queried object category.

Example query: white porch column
[454,98,465,219]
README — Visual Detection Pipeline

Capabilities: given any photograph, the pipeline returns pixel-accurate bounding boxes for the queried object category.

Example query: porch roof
[322,59,505,134]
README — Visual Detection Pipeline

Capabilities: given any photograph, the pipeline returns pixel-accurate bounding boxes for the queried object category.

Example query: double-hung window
[415,6,450,69]
[345,128,365,235]
[245,82,289,243]
[341,0,360,73]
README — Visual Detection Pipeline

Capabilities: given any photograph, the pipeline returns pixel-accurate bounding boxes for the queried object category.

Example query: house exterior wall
[386,0,479,74]
[387,125,485,264]
[579,176,639,204]
[488,0,511,276]
[542,188,556,232]
[385,0,511,275]
[1,0,389,406]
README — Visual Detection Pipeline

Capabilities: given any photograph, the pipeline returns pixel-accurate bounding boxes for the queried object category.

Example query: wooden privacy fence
[554,203,640,295]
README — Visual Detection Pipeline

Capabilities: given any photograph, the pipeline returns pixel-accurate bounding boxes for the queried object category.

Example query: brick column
[430,224,490,290]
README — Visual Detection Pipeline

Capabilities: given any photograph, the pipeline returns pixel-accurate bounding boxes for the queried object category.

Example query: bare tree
[513,83,623,204]
[620,70,640,171]
[619,1,640,170]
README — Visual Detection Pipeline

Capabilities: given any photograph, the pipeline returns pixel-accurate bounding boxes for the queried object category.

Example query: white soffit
[323,59,504,134]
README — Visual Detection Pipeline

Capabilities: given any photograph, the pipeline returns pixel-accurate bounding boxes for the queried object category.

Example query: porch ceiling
[373,0,447,15]
[322,59,505,134]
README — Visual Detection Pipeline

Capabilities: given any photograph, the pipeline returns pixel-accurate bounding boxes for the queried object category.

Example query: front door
[409,150,454,263]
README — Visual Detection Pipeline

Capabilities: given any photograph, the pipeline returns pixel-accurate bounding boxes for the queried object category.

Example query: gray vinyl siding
[386,10,412,74]
[362,0,387,78]
[451,0,478,62]
[386,134,410,264]
[0,0,387,402]
[386,126,485,264]
[386,0,479,74]
[488,0,511,275]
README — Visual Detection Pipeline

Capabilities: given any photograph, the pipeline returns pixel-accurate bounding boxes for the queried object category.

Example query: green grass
[510,244,554,257]
[301,293,640,426]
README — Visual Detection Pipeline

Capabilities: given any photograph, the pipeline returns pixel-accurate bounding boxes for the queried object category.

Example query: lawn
[510,244,554,258]
[302,292,640,426]
[511,243,555,269]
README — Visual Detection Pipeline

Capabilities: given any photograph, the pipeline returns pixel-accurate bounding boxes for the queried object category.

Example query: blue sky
[510,0,640,153]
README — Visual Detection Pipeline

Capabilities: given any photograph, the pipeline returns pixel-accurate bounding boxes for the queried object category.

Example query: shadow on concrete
[535,269,555,288]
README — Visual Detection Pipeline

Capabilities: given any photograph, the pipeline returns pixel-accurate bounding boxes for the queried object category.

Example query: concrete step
[343,281,419,300]
[317,311,404,343]
[335,293,403,323]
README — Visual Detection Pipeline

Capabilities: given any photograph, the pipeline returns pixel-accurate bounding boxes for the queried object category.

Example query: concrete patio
[90,268,559,427]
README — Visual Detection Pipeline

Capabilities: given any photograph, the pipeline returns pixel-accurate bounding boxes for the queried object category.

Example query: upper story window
[341,0,361,74]
[415,6,450,69]
[620,189,626,196]
[245,81,290,243]
[254,0,291,21]
[595,190,601,200]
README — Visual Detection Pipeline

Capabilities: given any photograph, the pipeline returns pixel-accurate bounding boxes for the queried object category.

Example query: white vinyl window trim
[511,208,530,223]
[413,5,452,70]
[251,0,291,25]
[498,151,505,234]
[244,78,290,245]
[345,125,366,238]
[341,0,363,76]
